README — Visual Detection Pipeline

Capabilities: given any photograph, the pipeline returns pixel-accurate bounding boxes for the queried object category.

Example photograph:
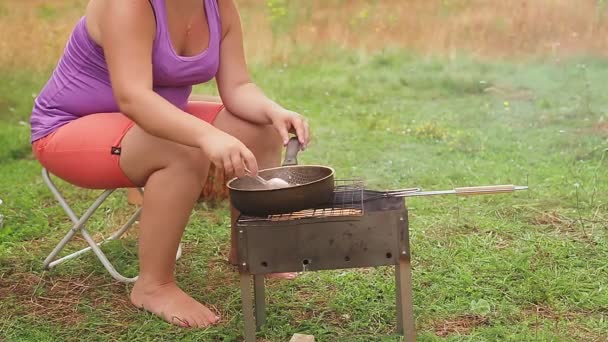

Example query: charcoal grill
[237,180,416,341]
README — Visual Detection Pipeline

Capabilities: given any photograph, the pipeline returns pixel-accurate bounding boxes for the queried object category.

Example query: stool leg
[45,206,143,270]
[43,189,114,269]
[81,228,138,283]
[240,273,256,342]
[254,274,266,330]
[40,170,178,283]
[43,222,82,270]
[396,256,416,341]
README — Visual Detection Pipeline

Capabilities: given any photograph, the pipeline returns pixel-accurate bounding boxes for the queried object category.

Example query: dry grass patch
[433,314,490,337]
[0,271,132,327]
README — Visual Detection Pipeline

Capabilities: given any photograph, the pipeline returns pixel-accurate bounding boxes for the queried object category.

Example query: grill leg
[396,256,416,341]
[240,273,256,342]
[254,275,266,330]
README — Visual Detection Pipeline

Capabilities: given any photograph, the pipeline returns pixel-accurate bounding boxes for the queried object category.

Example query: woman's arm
[215,0,309,148]
[96,0,257,176]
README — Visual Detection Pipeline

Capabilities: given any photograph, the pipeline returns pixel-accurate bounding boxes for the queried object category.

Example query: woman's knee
[246,124,283,155]
[166,146,210,181]
[213,109,283,155]
[121,127,210,186]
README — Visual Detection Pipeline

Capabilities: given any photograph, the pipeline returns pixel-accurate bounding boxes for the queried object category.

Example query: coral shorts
[32,101,224,189]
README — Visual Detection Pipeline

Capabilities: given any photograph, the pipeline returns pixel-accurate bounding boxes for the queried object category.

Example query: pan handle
[282,137,301,166]
[454,184,516,195]
[389,184,527,198]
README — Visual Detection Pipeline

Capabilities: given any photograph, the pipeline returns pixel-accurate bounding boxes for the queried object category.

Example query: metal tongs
[364,184,528,202]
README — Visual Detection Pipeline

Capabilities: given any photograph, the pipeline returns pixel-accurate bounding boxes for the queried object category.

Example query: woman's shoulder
[216,0,241,39]
[85,0,156,49]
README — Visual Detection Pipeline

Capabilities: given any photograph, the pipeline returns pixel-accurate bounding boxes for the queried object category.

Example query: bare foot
[130,280,220,328]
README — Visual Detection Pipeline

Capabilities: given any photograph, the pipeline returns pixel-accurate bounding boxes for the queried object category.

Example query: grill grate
[238,179,364,223]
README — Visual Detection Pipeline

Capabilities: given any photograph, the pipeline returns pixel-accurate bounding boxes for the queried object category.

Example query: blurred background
[2,0,608,71]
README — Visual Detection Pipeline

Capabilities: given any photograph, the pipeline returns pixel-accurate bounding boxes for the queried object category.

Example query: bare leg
[212,109,297,280]
[120,125,220,328]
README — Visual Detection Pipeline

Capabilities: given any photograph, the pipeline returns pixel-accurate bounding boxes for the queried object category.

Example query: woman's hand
[268,107,310,149]
[197,129,258,178]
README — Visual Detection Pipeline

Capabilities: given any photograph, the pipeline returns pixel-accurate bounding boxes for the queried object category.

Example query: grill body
[236,187,416,342]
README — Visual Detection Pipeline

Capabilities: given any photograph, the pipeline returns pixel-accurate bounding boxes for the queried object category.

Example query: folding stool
[41,168,182,283]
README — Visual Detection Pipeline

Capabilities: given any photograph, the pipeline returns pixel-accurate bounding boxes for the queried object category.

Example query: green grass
[1,52,607,341]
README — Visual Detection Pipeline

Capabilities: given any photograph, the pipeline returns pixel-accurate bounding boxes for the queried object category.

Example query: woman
[30,0,309,328]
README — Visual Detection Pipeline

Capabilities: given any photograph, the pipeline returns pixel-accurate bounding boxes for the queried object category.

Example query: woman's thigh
[33,112,136,189]
[118,101,224,186]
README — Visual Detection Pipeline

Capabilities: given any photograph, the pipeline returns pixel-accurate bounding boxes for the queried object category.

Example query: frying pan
[227,138,335,216]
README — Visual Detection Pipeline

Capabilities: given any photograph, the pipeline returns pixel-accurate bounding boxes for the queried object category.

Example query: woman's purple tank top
[29,0,221,142]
